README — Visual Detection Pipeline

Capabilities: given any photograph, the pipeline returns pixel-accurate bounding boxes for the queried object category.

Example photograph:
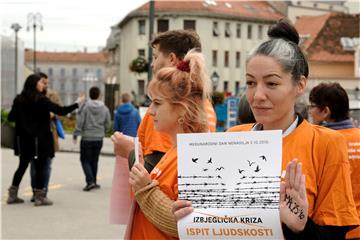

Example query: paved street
[1,147,126,239]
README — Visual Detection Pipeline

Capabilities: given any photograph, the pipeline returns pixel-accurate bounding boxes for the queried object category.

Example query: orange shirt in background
[204,99,217,132]
[131,147,178,240]
[338,128,360,239]
[228,120,359,228]
[137,112,173,156]
[137,99,216,156]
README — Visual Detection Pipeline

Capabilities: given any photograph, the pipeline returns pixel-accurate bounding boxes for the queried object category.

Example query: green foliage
[1,109,15,128]
[129,57,148,74]
[211,91,225,105]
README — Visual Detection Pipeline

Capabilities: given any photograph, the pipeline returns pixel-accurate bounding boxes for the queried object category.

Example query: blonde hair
[148,50,210,133]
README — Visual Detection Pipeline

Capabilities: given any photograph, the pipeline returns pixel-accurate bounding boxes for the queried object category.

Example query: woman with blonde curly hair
[127,50,210,239]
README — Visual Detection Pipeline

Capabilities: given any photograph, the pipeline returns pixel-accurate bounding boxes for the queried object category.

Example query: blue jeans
[80,140,103,185]
[31,157,52,192]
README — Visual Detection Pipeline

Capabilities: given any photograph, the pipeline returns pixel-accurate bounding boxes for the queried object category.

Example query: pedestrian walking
[7,73,84,206]
[73,86,111,191]
[113,93,141,137]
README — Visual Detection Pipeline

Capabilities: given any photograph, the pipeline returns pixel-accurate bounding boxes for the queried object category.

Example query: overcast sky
[0,0,147,52]
[1,0,359,52]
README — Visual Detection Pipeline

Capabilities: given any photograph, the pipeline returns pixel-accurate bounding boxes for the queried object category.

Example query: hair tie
[176,60,190,73]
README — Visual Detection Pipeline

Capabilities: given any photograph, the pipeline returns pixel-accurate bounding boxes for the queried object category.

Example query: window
[138,80,145,96]
[225,22,231,37]
[60,68,65,77]
[183,20,196,31]
[72,81,77,91]
[258,25,263,40]
[223,81,229,92]
[235,81,240,95]
[212,50,218,67]
[236,24,241,38]
[36,68,41,73]
[247,25,252,39]
[72,68,77,77]
[60,82,65,91]
[213,22,219,36]
[96,69,102,79]
[297,1,301,5]
[329,5,333,10]
[48,68,53,76]
[138,49,145,57]
[60,94,66,104]
[157,19,169,32]
[138,20,146,35]
[236,51,241,68]
[224,51,229,67]
[84,68,88,74]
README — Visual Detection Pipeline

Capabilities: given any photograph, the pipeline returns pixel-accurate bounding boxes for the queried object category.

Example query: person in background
[73,86,111,191]
[30,72,62,202]
[309,82,360,239]
[7,73,83,206]
[172,19,359,239]
[237,93,256,124]
[113,93,141,137]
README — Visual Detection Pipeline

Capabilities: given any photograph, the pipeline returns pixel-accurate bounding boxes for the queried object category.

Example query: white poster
[177,131,283,239]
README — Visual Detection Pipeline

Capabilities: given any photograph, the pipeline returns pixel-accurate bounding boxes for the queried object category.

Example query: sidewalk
[1,148,125,239]
[59,134,115,156]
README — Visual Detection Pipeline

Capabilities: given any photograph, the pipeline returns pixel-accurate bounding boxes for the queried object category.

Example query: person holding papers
[127,50,210,239]
[172,19,359,239]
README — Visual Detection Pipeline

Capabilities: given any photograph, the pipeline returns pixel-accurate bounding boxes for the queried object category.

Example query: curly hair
[148,50,210,133]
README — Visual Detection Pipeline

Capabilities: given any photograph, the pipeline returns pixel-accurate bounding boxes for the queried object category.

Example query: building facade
[269,0,353,23]
[1,35,25,110]
[106,1,284,103]
[295,12,360,103]
[25,50,107,106]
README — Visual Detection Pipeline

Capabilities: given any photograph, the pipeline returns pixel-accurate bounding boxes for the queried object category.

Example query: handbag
[55,118,65,139]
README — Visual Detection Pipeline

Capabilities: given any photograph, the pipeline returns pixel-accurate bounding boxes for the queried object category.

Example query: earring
[178,118,184,125]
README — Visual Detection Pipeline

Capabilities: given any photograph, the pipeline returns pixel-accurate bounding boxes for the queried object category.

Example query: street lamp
[27,12,43,72]
[147,1,155,82]
[10,23,22,95]
[211,71,220,91]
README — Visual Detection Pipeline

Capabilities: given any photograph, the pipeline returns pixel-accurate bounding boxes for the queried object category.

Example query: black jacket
[8,95,78,159]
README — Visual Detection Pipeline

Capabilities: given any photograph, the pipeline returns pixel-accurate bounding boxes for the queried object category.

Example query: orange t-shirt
[137,112,173,156]
[131,146,178,240]
[138,99,216,156]
[337,128,360,239]
[204,99,217,132]
[228,120,359,228]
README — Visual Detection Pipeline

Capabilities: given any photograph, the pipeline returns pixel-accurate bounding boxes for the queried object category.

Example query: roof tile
[25,50,108,63]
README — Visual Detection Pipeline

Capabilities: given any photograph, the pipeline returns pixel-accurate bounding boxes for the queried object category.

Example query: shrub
[129,57,148,74]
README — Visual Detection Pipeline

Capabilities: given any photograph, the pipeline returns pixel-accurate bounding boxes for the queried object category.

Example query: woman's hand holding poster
[177,131,283,239]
